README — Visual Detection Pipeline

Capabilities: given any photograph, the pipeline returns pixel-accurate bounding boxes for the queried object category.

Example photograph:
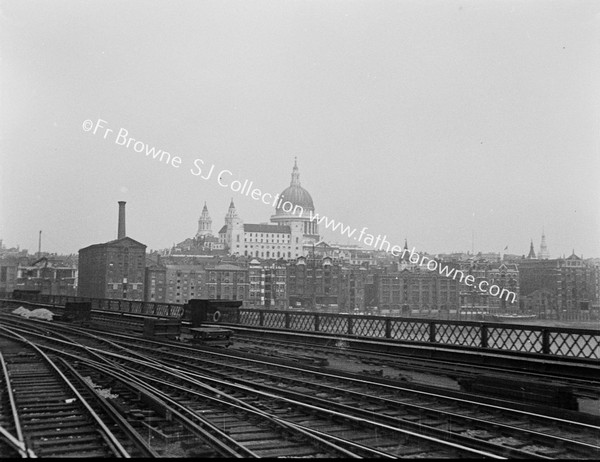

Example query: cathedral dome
[275,159,314,214]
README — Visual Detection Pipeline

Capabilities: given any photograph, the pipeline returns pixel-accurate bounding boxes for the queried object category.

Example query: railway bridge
[1,291,599,458]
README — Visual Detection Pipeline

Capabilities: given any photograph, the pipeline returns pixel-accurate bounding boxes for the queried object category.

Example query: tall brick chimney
[117,201,126,239]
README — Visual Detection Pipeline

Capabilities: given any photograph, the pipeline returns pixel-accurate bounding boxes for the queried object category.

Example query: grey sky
[1,0,599,258]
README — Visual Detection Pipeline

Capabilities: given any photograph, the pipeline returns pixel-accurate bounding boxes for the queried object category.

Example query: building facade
[287,256,342,310]
[0,256,20,294]
[205,263,249,302]
[458,260,519,312]
[208,160,319,259]
[16,256,78,296]
[78,202,146,300]
[248,259,287,308]
[375,265,460,315]
[78,237,146,300]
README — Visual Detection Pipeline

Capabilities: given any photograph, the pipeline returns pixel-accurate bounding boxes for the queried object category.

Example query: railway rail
[0,320,392,458]
[0,319,478,458]
[101,334,600,459]
[4,293,599,360]
[228,331,600,399]
[1,315,599,459]
[5,299,597,398]
[0,329,131,458]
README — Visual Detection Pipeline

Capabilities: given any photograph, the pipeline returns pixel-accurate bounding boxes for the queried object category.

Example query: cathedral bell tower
[196,202,213,237]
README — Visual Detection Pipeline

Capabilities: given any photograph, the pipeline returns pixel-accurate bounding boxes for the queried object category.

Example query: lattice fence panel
[488,328,541,353]
[141,303,155,315]
[129,302,143,314]
[169,305,185,318]
[550,332,600,359]
[319,316,348,334]
[240,310,261,326]
[390,321,429,341]
[353,318,386,338]
[289,314,316,331]
[156,304,174,317]
[263,312,286,328]
[436,324,480,346]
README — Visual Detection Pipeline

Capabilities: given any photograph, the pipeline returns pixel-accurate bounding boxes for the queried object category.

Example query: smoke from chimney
[118,201,126,239]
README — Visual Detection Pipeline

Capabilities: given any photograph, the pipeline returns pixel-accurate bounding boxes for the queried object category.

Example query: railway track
[103,336,600,459]
[2,322,450,457]
[5,301,597,394]
[2,315,599,459]
[228,331,600,396]
[0,330,130,458]
[0,318,493,457]
[0,321,384,457]
[0,324,262,458]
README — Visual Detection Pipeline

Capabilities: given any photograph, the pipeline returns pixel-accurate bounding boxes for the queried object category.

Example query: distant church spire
[527,239,536,259]
[290,157,301,186]
[538,230,549,259]
[225,198,239,225]
[401,239,410,262]
[227,198,237,214]
[196,202,212,237]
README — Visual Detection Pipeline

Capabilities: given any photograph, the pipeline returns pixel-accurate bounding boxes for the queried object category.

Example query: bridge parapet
[239,309,600,359]
[4,291,598,359]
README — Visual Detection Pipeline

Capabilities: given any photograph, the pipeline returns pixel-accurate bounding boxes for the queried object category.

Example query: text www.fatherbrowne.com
[308,210,517,304]
[80,118,515,304]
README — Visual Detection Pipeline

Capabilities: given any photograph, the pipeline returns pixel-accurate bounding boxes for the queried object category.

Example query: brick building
[248,259,287,308]
[287,256,342,310]
[205,263,249,302]
[0,256,20,294]
[17,256,78,296]
[78,237,146,300]
[375,265,459,315]
[339,266,371,313]
[78,202,146,300]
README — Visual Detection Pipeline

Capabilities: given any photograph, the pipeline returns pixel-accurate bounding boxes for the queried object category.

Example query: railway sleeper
[35,441,109,456]
[255,446,322,458]
[459,375,579,410]
[19,408,83,419]
[22,417,91,429]
[231,430,282,442]
[139,421,190,443]
[25,426,99,438]
[31,433,102,446]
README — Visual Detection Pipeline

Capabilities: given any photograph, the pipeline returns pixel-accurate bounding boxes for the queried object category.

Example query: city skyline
[1,1,599,258]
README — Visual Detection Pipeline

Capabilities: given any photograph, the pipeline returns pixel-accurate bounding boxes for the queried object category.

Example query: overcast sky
[1,0,599,258]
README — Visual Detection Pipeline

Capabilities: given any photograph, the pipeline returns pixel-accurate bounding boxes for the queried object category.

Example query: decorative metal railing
[238,309,600,360]
[2,291,598,359]
[6,292,185,318]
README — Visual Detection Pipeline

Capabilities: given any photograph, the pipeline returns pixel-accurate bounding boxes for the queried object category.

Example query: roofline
[79,236,147,252]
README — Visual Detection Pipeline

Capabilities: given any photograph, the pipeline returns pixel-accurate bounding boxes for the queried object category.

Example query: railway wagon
[182,299,241,347]
[8,290,241,347]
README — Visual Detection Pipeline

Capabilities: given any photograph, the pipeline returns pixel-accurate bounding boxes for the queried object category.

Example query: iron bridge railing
[239,309,600,360]
[2,292,598,359]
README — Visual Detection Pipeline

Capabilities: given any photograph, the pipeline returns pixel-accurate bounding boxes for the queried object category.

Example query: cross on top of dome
[274,159,315,214]
[291,156,300,187]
